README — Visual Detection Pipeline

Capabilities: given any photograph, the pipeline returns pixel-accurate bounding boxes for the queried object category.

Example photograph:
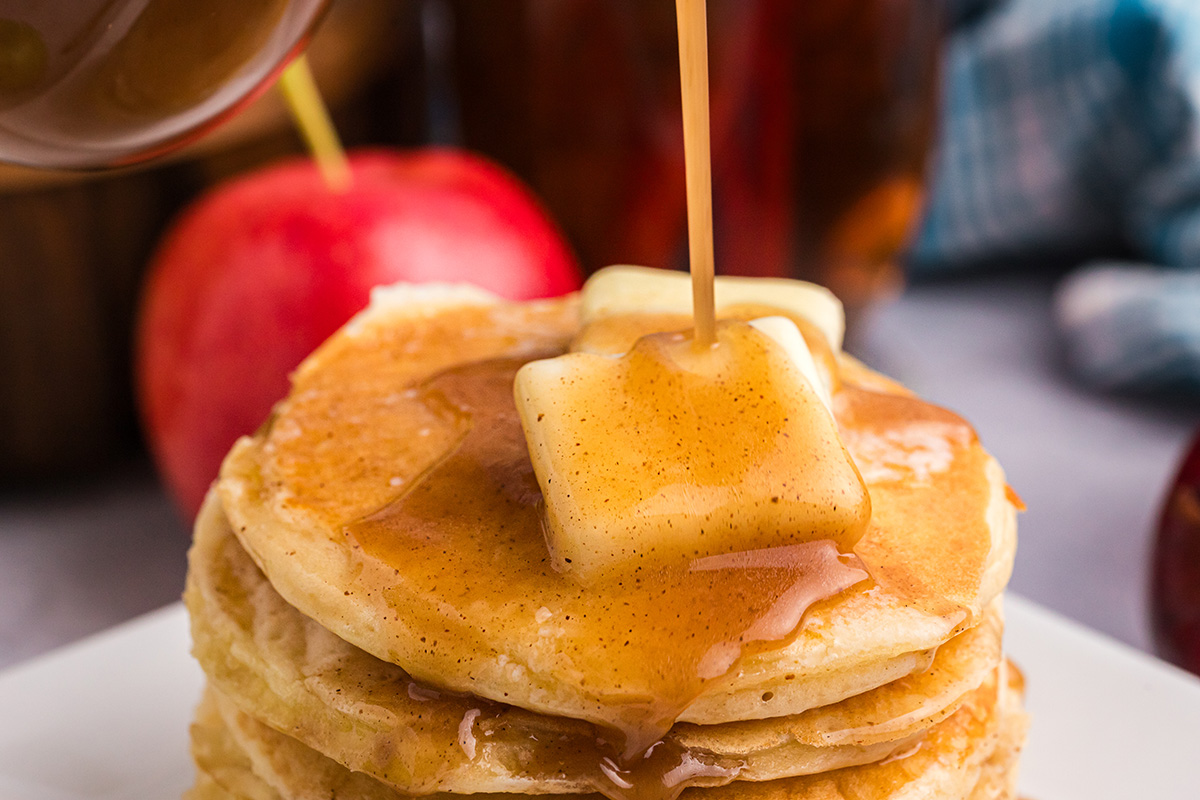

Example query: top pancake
[218,284,1017,731]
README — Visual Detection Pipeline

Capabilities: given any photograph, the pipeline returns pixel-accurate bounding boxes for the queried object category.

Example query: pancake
[187,690,276,800]
[187,491,1005,795]
[187,662,1024,800]
[217,286,1018,736]
[965,666,1028,800]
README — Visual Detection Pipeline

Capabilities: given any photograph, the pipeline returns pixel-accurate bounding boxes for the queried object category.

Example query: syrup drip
[593,739,740,800]
[379,673,743,800]
[346,357,869,792]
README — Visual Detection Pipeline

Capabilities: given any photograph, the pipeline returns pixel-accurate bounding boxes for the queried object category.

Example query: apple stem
[278,55,352,192]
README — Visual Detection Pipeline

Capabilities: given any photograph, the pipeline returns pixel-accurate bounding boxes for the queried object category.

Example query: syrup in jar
[0,0,327,168]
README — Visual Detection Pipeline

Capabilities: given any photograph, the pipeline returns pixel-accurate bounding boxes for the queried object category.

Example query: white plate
[1,595,1198,799]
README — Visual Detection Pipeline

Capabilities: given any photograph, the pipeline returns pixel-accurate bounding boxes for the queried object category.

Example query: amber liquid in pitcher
[0,0,326,168]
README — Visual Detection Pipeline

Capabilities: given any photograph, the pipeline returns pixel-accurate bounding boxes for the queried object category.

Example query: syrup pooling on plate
[345,355,869,777]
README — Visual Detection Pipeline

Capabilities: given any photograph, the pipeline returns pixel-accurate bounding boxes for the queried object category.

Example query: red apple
[1152,427,1200,676]
[136,148,583,518]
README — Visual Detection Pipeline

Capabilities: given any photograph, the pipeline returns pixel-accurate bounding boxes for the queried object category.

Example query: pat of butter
[581,265,845,352]
[746,316,834,414]
[514,320,869,581]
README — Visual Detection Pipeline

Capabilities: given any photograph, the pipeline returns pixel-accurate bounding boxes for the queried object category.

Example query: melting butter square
[514,322,869,581]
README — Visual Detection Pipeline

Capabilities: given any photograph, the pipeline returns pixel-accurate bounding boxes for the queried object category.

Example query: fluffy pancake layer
[217,287,1018,729]
[187,492,1006,795]
[186,662,1026,800]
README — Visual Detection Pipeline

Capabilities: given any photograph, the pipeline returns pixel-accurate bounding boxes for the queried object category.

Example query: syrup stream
[277,54,352,191]
[675,0,717,348]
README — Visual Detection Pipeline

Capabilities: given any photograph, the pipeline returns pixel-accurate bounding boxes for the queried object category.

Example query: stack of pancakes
[183,282,1027,800]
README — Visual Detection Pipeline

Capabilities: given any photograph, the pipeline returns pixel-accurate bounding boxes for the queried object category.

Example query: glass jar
[0,0,328,168]
[446,0,943,309]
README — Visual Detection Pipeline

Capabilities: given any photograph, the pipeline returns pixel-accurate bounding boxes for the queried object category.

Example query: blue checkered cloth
[911,0,1200,395]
